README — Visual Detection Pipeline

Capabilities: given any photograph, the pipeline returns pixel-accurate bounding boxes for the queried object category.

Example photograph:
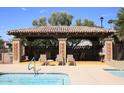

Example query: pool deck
[0,62,124,84]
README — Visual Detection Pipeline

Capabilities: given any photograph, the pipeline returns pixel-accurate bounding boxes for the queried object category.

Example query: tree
[32,12,73,26]
[114,8,124,41]
[32,20,38,26]
[111,8,124,60]
[39,17,47,26]
[75,19,95,27]
[76,19,82,26]
[82,19,95,27]
[31,39,58,48]
[32,17,47,26]
[48,12,73,26]
[0,37,3,49]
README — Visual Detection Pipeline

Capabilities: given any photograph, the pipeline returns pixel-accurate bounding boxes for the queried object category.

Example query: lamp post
[100,17,104,28]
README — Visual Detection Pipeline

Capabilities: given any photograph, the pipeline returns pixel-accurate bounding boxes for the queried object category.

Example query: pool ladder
[28,57,41,75]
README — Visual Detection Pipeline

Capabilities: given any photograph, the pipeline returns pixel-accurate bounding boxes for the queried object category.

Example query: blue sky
[0,7,120,41]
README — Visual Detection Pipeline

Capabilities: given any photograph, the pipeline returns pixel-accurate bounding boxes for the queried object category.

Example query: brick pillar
[104,38,113,61]
[58,38,67,61]
[12,38,22,63]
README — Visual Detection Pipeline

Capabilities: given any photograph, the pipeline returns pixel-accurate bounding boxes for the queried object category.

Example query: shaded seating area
[8,26,114,64]
[67,54,76,66]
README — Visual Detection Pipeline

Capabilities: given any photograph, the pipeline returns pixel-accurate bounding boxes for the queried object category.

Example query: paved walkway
[0,63,124,84]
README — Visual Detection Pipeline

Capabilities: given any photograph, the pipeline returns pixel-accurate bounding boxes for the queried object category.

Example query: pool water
[104,69,124,78]
[0,73,70,85]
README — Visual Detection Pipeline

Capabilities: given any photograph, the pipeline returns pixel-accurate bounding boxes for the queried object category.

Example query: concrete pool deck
[0,62,124,84]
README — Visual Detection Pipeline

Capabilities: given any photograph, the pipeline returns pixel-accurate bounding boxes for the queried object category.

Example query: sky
[0,7,120,41]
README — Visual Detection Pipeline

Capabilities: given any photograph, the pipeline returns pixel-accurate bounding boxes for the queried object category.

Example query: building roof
[8,26,114,35]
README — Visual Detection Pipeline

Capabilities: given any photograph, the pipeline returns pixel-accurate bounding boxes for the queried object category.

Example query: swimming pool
[104,69,124,78]
[0,73,70,85]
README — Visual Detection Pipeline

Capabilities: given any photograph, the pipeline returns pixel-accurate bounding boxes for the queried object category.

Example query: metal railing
[28,57,41,76]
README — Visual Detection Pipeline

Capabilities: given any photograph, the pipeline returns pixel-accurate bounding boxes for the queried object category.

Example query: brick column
[12,38,22,63]
[104,38,113,61]
[58,38,67,61]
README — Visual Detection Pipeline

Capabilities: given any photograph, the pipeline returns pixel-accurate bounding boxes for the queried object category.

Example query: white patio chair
[39,54,48,65]
[56,54,65,65]
[67,54,76,66]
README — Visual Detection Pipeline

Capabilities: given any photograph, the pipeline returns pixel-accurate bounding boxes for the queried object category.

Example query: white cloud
[21,8,27,11]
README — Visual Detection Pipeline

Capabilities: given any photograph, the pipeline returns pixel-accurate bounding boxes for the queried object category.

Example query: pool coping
[1,64,124,84]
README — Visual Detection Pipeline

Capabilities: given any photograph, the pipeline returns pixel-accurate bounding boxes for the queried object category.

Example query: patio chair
[56,54,65,65]
[39,54,48,65]
[67,54,76,66]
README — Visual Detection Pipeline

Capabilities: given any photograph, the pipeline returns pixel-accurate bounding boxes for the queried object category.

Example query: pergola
[8,26,114,63]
